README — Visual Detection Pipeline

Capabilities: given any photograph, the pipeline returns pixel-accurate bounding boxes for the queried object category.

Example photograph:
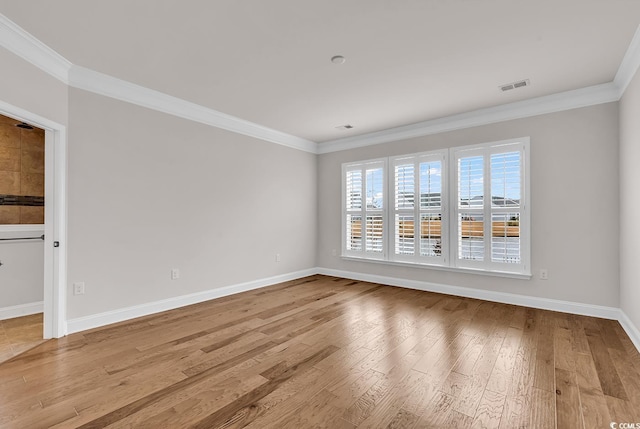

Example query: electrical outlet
[276,253,281,262]
[171,268,180,280]
[73,282,85,295]
[539,269,548,280]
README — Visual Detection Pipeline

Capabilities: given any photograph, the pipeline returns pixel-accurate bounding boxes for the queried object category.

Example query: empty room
[1,1,640,428]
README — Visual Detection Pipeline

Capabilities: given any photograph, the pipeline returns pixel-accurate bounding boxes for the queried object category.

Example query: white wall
[620,69,640,331]
[66,88,317,319]
[318,103,620,307]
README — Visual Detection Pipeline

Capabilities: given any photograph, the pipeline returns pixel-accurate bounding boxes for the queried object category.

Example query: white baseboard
[63,266,640,356]
[65,268,317,335]
[0,301,43,321]
[316,267,621,320]
[317,267,640,353]
[619,310,640,353]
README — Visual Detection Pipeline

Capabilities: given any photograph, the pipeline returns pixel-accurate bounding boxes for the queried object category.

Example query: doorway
[0,100,66,343]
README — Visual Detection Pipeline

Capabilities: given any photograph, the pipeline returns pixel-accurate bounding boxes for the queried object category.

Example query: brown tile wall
[0,114,45,225]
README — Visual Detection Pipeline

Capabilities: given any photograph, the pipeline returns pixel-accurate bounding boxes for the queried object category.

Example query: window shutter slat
[345,170,362,210]
[395,164,414,209]
[395,214,414,255]
[458,156,484,207]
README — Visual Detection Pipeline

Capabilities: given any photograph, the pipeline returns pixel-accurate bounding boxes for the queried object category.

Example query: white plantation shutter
[457,154,485,262]
[491,152,521,264]
[345,169,363,251]
[342,138,529,277]
[394,161,415,257]
[342,160,386,259]
[452,140,528,274]
[419,159,445,259]
[391,151,447,264]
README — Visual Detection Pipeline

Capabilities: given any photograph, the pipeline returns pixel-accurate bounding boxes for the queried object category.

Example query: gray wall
[0,47,68,126]
[620,69,640,329]
[318,103,620,307]
[66,89,317,319]
[0,229,44,309]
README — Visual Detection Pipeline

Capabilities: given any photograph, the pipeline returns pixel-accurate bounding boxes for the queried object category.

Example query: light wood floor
[0,313,45,364]
[1,275,639,428]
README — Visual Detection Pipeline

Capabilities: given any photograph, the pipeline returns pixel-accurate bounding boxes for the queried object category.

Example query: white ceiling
[1,1,639,143]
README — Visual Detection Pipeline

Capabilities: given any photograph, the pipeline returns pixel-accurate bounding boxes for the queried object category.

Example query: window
[452,141,529,274]
[391,151,447,265]
[343,160,386,259]
[341,138,530,277]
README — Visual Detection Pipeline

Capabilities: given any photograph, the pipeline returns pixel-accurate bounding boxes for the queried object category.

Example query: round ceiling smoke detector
[331,55,346,64]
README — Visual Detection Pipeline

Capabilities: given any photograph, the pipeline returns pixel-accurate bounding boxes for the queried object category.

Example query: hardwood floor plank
[485,326,523,396]
[342,372,397,425]
[585,327,629,400]
[244,351,383,428]
[219,367,326,429]
[597,319,625,351]
[1,275,640,428]
[554,326,576,372]
[529,387,555,428]
[444,409,475,428]
[555,367,583,429]
[574,353,611,428]
[101,373,268,429]
[454,328,506,417]
[471,389,506,429]
[533,313,555,392]
[498,308,538,429]
[609,347,640,423]
[451,329,495,376]
[73,343,277,428]
[276,389,355,429]
[189,345,339,428]
[569,315,591,354]
[356,370,427,428]
[415,391,458,428]
[605,395,637,423]
[612,322,640,374]
[386,408,420,429]
[440,371,470,398]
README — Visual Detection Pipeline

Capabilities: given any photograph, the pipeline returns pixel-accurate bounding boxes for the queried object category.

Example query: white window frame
[451,138,530,275]
[342,159,387,260]
[389,150,448,266]
[340,137,530,278]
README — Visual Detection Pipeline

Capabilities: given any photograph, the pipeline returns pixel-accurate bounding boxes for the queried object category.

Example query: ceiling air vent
[335,124,354,130]
[500,79,530,92]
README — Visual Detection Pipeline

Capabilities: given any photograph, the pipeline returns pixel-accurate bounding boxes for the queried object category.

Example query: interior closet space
[0,113,45,361]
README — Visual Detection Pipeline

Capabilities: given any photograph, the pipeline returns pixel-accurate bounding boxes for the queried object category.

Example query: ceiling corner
[614,24,640,97]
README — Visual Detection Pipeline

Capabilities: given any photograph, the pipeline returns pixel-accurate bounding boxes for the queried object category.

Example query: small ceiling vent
[500,79,530,92]
[335,124,354,130]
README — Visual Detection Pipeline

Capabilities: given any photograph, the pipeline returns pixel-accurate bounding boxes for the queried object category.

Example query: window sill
[340,256,532,280]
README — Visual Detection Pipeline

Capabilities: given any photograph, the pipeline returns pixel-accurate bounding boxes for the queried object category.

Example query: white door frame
[0,100,67,338]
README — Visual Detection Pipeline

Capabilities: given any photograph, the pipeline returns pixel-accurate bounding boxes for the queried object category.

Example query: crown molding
[317,82,620,154]
[68,65,317,153]
[615,24,640,96]
[0,13,316,153]
[0,13,71,83]
[2,13,640,156]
